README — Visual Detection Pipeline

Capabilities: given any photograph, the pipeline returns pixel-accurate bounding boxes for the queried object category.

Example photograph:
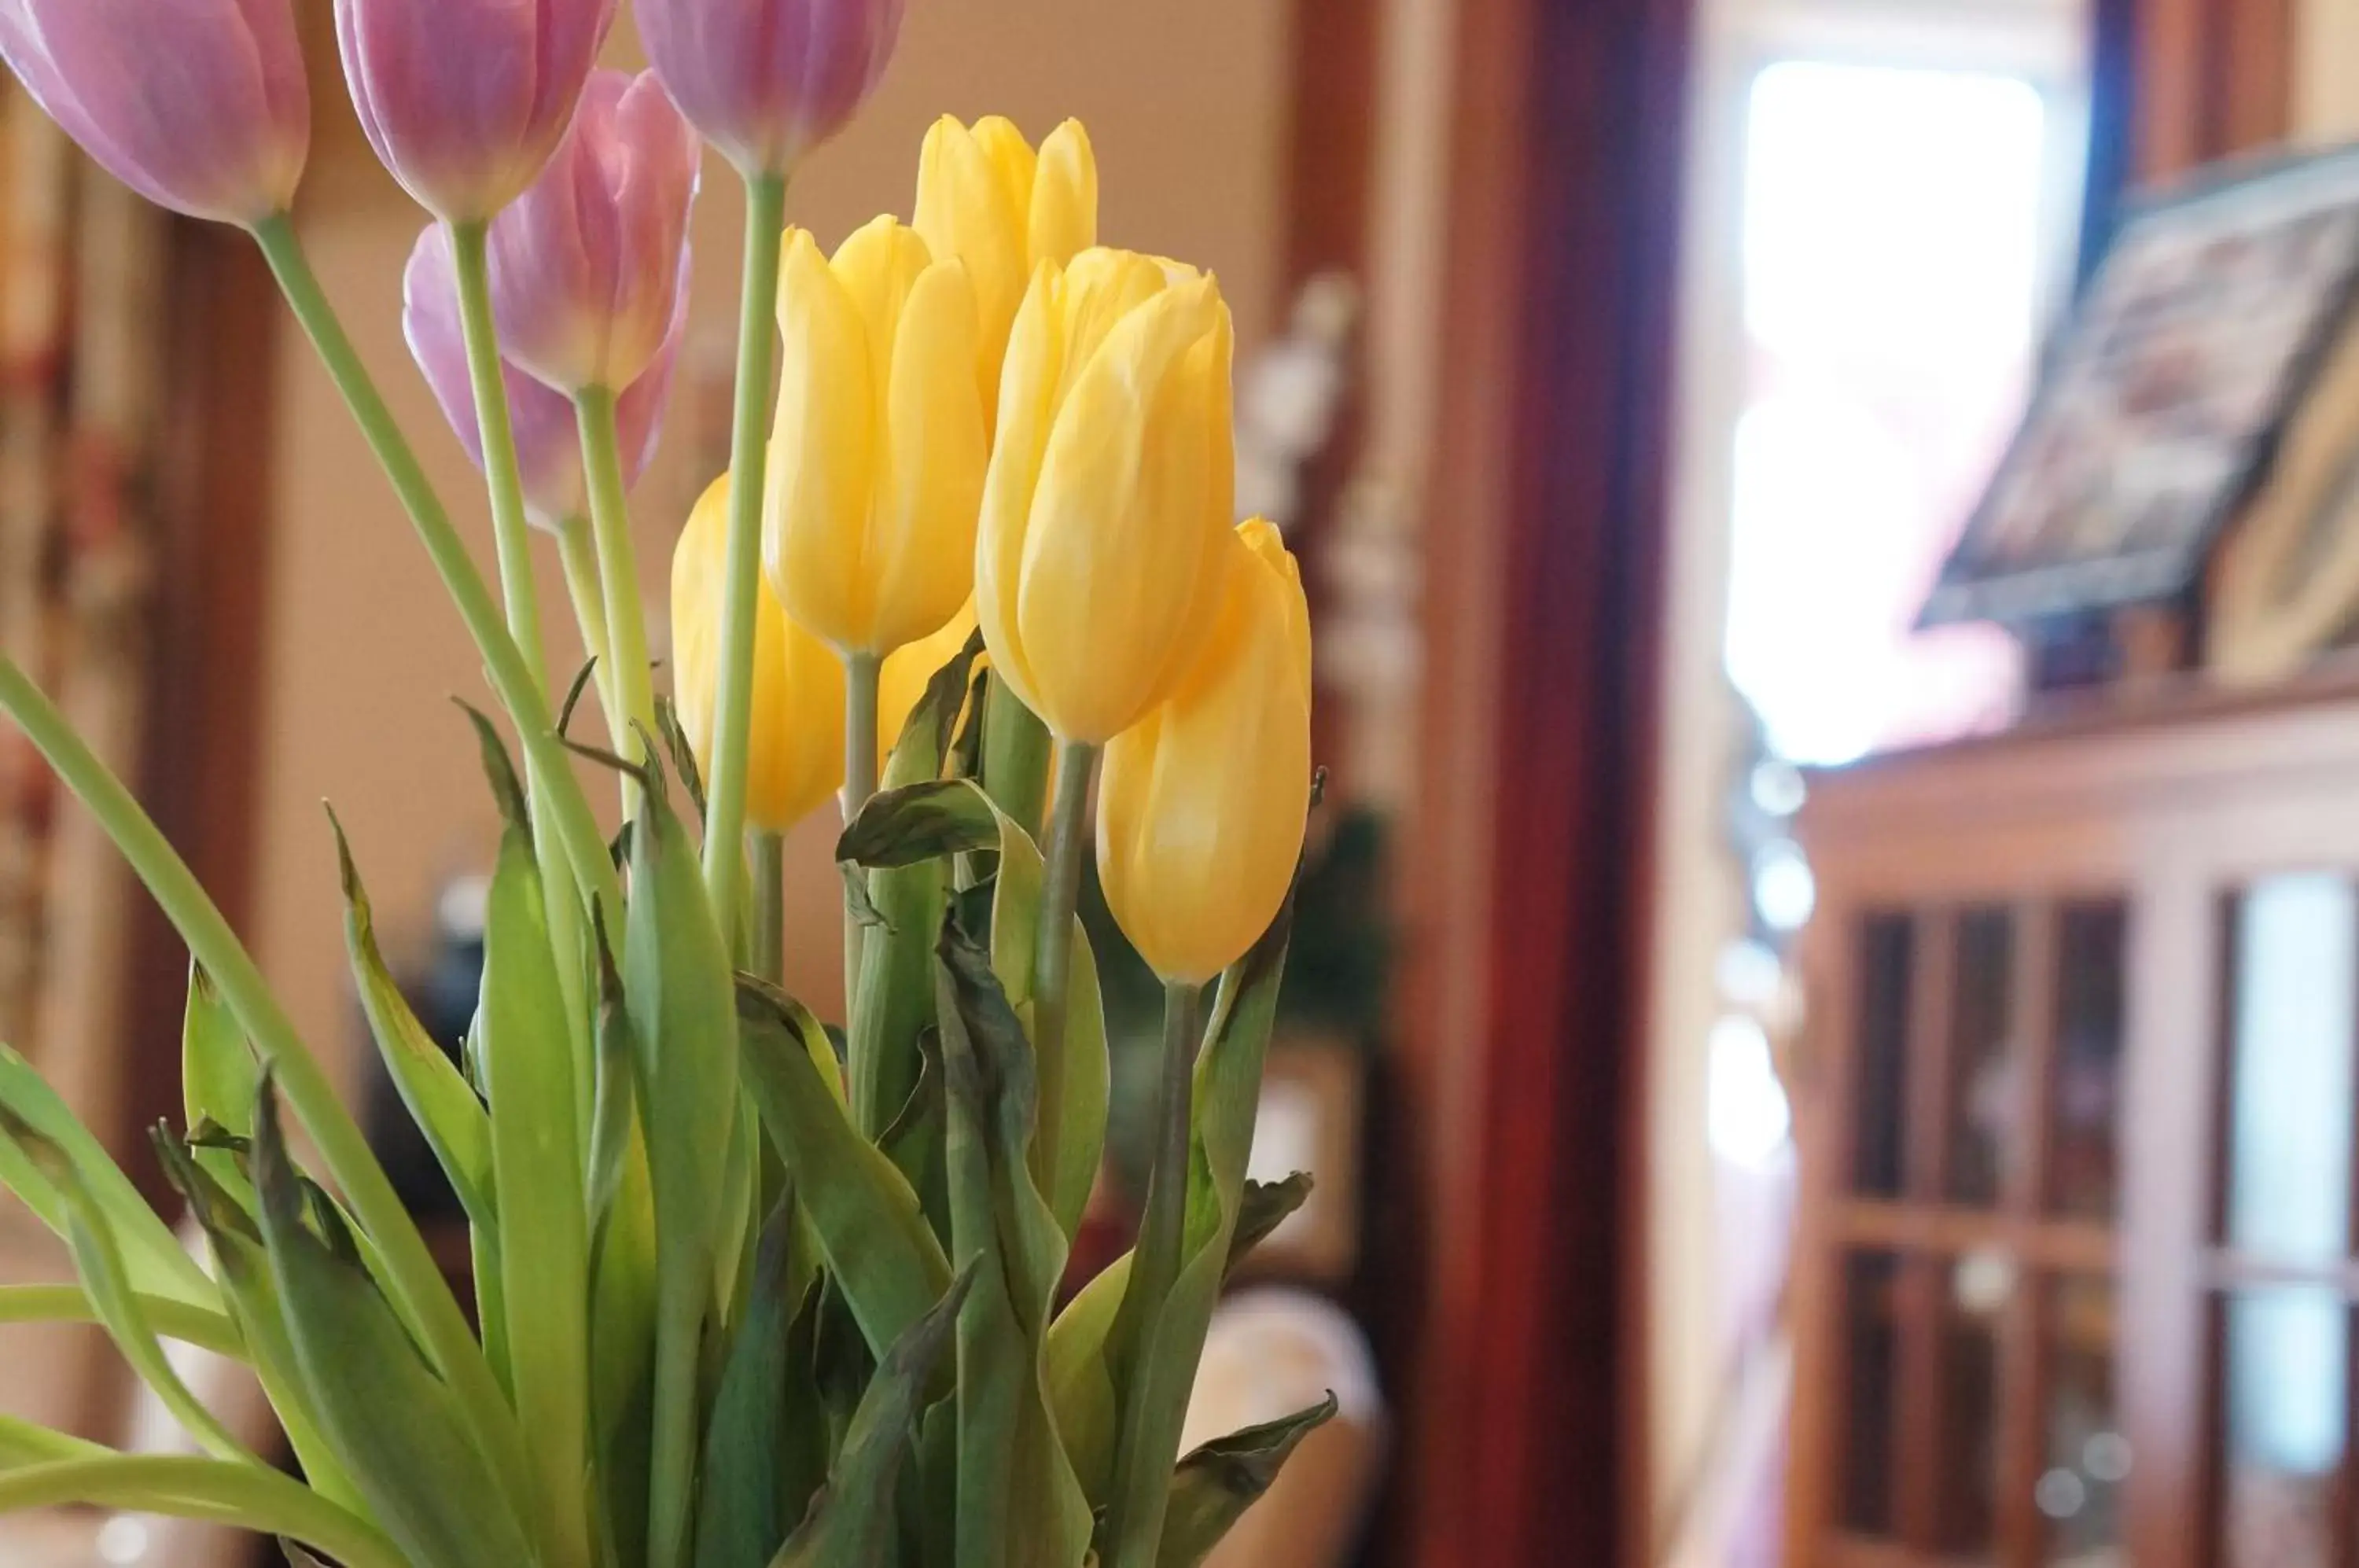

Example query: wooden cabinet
[1791,673,2359,1568]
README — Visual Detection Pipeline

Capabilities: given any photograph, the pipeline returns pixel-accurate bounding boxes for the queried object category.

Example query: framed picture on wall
[1923,145,2359,628]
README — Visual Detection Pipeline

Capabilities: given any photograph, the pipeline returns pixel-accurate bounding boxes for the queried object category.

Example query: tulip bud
[913,116,1096,409]
[404,225,683,529]
[0,0,308,225]
[335,0,616,223]
[488,69,701,396]
[764,219,988,658]
[638,0,903,177]
[877,598,977,753]
[1097,521,1312,985]
[674,472,847,832]
[975,250,1236,745]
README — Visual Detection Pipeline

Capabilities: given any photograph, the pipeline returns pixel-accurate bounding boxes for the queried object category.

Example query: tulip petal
[1030,120,1097,271]
[675,474,846,831]
[0,0,307,222]
[767,230,880,651]
[915,116,1029,390]
[974,264,1068,720]
[1097,525,1312,984]
[872,259,988,653]
[1014,278,1227,742]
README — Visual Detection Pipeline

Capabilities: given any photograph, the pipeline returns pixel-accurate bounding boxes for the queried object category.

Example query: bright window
[1725,61,2052,764]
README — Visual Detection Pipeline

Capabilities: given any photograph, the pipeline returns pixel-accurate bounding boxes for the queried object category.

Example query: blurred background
[10,0,2359,1565]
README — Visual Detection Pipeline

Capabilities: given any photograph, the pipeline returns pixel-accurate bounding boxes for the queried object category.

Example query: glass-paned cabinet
[1791,676,2359,1568]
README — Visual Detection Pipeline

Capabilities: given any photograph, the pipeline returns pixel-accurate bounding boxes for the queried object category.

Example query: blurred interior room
[12,0,2359,1565]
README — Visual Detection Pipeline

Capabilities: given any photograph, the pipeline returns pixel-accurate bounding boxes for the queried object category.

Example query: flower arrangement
[0,4,1324,1568]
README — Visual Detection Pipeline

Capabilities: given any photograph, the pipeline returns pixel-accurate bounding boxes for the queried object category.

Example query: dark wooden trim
[1396,0,1689,1563]
[2124,0,2293,182]
[118,219,279,1202]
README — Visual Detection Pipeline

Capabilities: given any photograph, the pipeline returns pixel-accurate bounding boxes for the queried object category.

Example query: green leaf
[845,775,1107,1245]
[1045,1254,1128,1506]
[1227,1175,1315,1278]
[1156,1397,1340,1568]
[181,963,258,1145]
[653,694,707,823]
[0,1456,406,1568]
[479,816,593,1568]
[329,814,494,1228]
[624,747,743,1568]
[0,1413,107,1470]
[0,1044,211,1306]
[735,977,951,1367]
[248,1079,540,1568]
[150,1133,364,1516]
[457,700,532,834]
[694,1201,809,1568]
[840,635,981,1147]
[587,920,660,1568]
[2,1116,251,1462]
[770,1264,974,1568]
[933,922,1092,1568]
[0,1282,242,1360]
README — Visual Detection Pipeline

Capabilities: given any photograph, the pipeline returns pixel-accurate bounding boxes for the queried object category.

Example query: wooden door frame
[118,219,280,1202]
[1391,0,1693,1563]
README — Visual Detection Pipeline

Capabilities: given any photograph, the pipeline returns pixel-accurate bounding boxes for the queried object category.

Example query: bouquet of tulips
[0,2,1324,1567]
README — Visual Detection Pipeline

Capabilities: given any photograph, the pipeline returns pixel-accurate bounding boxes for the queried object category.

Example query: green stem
[248,217,622,932]
[554,513,624,749]
[842,650,881,1004]
[0,1456,407,1568]
[981,675,1053,840]
[576,385,661,816]
[447,221,548,686]
[1104,978,1204,1568]
[701,172,789,918]
[1030,741,1099,1183]
[0,653,532,1522]
[447,219,596,1178]
[752,830,786,986]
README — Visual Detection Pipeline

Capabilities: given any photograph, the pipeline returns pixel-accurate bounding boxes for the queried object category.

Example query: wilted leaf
[1157,1396,1340,1568]
[695,1201,810,1568]
[933,922,1092,1568]
[1227,1174,1314,1278]
[769,1265,974,1568]
[735,977,951,1366]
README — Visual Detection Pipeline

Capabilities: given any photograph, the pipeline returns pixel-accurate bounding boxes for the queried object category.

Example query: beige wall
[2298,0,2359,143]
[254,1,1294,1077]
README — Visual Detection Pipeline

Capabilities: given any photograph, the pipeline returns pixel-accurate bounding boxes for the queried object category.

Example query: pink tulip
[403,225,683,528]
[0,0,308,224]
[488,70,701,396]
[637,0,904,175]
[336,0,617,223]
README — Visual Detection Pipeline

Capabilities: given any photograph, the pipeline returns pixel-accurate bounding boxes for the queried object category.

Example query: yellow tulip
[673,472,846,832]
[877,598,979,755]
[1096,520,1312,985]
[975,249,1236,745]
[914,115,1097,409]
[764,216,989,658]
